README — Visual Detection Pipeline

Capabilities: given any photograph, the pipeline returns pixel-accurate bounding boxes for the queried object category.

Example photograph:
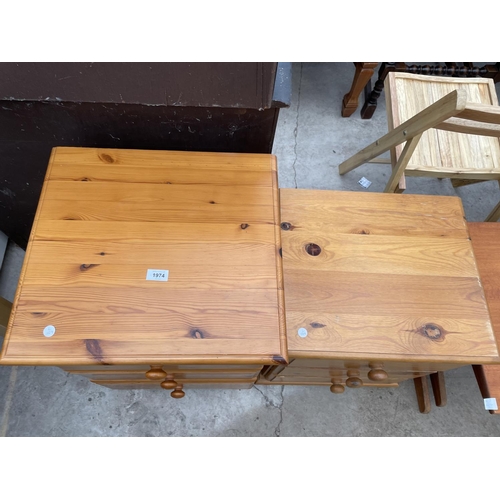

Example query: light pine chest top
[0,147,287,366]
[279,189,499,365]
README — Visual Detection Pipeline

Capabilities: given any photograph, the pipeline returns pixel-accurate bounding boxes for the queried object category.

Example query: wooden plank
[49,164,273,187]
[279,189,467,239]
[34,220,275,244]
[22,262,277,289]
[282,232,478,278]
[27,240,275,265]
[285,311,497,360]
[49,147,276,172]
[39,199,274,224]
[43,181,273,207]
[10,288,281,340]
[404,166,500,179]
[437,117,500,137]
[2,339,283,365]
[284,270,490,318]
[459,102,500,124]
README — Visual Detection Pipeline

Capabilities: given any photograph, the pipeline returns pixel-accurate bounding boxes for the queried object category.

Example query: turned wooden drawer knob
[145,366,167,380]
[346,377,363,388]
[171,384,185,399]
[345,369,363,388]
[330,384,345,394]
[160,375,185,398]
[160,375,178,390]
[368,368,388,381]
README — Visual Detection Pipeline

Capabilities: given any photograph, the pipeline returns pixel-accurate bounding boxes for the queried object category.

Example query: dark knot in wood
[305,243,321,256]
[310,322,326,328]
[240,223,249,230]
[280,222,292,231]
[99,153,115,163]
[80,264,99,271]
[417,323,445,341]
[189,328,207,339]
[84,339,107,363]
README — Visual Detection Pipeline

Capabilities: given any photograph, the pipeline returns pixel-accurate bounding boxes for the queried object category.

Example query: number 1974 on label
[146,269,169,281]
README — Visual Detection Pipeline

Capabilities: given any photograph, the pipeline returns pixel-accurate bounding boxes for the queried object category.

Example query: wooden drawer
[93,378,256,390]
[257,377,399,388]
[60,364,262,372]
[264,358,462,382]
[286,359,461,373]
[69,367,261,381]
[267,366,432,385]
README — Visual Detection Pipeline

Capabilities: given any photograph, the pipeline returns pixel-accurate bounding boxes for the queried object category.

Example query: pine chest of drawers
[1,148,498,407]
[0,147,287,397]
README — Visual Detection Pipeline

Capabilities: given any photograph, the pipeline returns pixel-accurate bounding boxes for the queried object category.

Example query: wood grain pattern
[278,189,467,239]
[0,147,287,366]
[280,189,498,365]
[469,223,500,413]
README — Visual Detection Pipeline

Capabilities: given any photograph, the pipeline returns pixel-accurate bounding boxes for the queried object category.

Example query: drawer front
[274,366,434,383]
[93,378,256,390]
[60,364,262,372]
[266,371,425,386]
[286,359,462,373]
[258,376,399,388]
[70,368,261,381]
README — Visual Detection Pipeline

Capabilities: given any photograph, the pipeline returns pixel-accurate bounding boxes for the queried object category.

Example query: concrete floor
[1,62,500,436]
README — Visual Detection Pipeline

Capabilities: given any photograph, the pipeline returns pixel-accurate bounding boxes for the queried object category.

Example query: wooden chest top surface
[0,147,286,365]
[280,189,499,364]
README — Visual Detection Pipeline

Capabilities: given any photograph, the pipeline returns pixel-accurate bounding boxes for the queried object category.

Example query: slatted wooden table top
[280,189,499,364]
[0,147,287,366]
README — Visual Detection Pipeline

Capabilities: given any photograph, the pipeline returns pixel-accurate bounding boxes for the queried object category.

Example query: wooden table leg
[430,371,447,407]
[342,62,378,117]
[413,376,431,414]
